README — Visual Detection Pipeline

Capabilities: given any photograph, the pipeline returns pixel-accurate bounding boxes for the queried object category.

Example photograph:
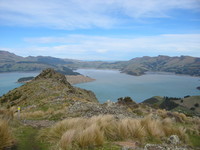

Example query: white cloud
[20,34,200,60]
[0,0,199,29]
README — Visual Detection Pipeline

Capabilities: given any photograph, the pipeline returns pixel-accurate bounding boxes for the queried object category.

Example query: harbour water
[0,70,199,103]
[75,69,200,103]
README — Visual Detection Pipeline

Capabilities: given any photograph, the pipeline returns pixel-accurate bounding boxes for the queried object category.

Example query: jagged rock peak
[34,68,70,85]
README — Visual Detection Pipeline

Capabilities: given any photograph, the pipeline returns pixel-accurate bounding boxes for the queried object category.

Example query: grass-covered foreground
[0,107,200,150]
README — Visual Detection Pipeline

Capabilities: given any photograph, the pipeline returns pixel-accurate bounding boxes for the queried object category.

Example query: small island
[17,77,34,83]
[197,86,200,90]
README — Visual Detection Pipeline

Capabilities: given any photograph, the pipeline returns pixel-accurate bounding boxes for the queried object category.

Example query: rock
[144,144,165,150]
[23,120,55,128]
[144,143,190,150]
[114,141,139,150]
[167,135,180,145]
[67,101,137,118]
[105,99,114,107]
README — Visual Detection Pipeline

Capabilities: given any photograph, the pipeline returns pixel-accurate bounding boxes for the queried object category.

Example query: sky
[0,0,200,60]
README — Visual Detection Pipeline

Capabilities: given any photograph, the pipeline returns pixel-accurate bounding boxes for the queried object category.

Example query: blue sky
[0,0,200,60]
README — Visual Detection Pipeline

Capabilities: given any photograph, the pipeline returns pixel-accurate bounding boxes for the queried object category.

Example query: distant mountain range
[0,50,80,75]
[0,50,200,76]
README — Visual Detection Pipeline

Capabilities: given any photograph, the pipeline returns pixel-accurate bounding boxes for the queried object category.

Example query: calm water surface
[75,69,200,103]
[0,70,199,103]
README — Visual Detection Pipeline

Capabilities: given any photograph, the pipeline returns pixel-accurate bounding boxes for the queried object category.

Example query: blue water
[75,69,200,103]
[0,72,39,96]
[0,70,199,103]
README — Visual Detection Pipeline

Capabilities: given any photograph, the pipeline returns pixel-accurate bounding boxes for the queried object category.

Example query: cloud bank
[21,34,200,60]
[0,0,200,29]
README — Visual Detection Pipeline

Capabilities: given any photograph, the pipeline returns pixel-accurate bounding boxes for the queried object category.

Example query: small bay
[75,69,200,103]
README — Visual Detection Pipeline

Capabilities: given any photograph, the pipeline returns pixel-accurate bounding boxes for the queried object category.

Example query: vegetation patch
[39,115,187,150]
[0,119,15,150]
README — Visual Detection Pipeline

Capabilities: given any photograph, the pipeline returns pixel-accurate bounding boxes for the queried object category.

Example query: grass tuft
[0,119,15,149]
[39,115,187,149]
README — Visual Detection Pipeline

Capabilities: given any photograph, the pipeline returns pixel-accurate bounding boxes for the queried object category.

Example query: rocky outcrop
[144,135,192,150]
[67,101,136,118]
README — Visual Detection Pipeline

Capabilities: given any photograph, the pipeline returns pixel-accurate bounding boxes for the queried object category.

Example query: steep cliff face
[0,68,98,107]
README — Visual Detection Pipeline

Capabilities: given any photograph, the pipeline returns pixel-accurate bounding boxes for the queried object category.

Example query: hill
[142,96,200,116]
[0,68,97,109]
[121,55,200,76]
[0,50,23,63]
[0,50,80,75]
[67,55,200,76]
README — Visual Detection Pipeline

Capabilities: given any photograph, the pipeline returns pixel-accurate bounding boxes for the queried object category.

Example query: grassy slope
[121,56,200,76]
[174,96,200,113]
[142,96,200,116]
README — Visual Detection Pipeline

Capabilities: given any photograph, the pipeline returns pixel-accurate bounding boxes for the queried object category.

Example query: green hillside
[0,50,80,75]
[143,96,200,116]
[121,55,200,76]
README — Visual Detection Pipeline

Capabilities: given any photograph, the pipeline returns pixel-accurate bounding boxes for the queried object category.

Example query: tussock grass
[157,109,189,123]
[39,115,187,149]
[60,129,76,150]
[0,119,15,149]
[18,106,67,120]
[118,118,145,140]
[0,108,14,121]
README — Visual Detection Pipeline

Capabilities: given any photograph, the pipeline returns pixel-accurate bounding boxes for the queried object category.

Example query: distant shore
[65,75,95,84]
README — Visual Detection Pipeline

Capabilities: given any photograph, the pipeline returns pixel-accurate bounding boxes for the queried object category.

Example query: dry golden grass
[77,123,104,148]
[39,115,187,149]
[60,129,76,150]
[0,108,14,121]
[20,110,45,119]
[172,112,188,123]
[157,109,189,123]
[0,119,15,150]
[18,106,67,120]
[157,109,167,118]
[118,118,145,140]
[141,115,165,137]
